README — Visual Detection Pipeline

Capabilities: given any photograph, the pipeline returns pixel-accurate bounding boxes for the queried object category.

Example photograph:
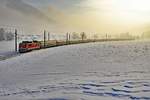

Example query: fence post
[66,33,68,44]
[15,29,17,52]
[44,30,46,48]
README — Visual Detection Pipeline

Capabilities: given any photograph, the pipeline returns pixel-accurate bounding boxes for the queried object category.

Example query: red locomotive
[19,41,41,53]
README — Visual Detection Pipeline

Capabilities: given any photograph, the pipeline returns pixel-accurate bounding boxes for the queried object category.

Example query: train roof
[21,41,33,43]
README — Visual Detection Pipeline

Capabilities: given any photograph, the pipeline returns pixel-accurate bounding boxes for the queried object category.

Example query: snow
[0,41,19,61]
[0,40,150,100]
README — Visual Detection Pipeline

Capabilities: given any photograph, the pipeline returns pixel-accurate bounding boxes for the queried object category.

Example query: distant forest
[0,28,14,41]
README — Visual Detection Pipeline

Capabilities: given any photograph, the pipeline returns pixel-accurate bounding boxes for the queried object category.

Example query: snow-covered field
[0,41,19,60]
[0,40,150,100]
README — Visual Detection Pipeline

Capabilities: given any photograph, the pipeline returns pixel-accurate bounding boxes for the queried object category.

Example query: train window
[19,43,26,48]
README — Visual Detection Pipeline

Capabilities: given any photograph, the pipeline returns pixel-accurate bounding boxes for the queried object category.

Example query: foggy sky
[0,0,150,35]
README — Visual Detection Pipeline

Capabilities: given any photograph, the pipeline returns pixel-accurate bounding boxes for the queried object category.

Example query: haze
[0,0,150,35]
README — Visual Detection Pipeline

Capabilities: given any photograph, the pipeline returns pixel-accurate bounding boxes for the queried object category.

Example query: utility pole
[66,33,68,44]
[44,30,46,48]
[15,29,17,52]
[68,33,71,44]
[48,32,50,41]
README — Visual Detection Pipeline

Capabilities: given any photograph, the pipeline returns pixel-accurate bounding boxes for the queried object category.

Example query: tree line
[0,28,14,41]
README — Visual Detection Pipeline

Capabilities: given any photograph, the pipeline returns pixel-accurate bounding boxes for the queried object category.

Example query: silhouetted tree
[80,32,87,40]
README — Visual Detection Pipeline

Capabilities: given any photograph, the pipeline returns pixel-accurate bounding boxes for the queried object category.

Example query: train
[19,41,41,53]
[19,38,135,53]
[19,40,66,53]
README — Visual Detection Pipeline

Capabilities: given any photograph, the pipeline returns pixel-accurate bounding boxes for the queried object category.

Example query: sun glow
[75,0,150,35]
[117,0,150,12]
[84,0,150,23]
[87,0,150,12]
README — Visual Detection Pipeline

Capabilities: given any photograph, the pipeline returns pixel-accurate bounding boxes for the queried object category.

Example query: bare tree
[5,32,14,41]
[0,28,14,41]
[80,32,87,40]
[72,32,80,40]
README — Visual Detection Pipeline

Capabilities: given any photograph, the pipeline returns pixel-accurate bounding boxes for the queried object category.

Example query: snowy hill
[0,41,150,100]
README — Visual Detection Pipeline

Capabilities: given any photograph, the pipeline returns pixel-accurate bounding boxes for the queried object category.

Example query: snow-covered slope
[0,41,150,100]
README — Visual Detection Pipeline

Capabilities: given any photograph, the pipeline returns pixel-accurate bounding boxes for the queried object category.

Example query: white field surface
[0,41,19,60]
[0,40,150,100]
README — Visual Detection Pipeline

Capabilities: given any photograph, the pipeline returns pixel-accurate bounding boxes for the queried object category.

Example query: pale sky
[0,0,150,35]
